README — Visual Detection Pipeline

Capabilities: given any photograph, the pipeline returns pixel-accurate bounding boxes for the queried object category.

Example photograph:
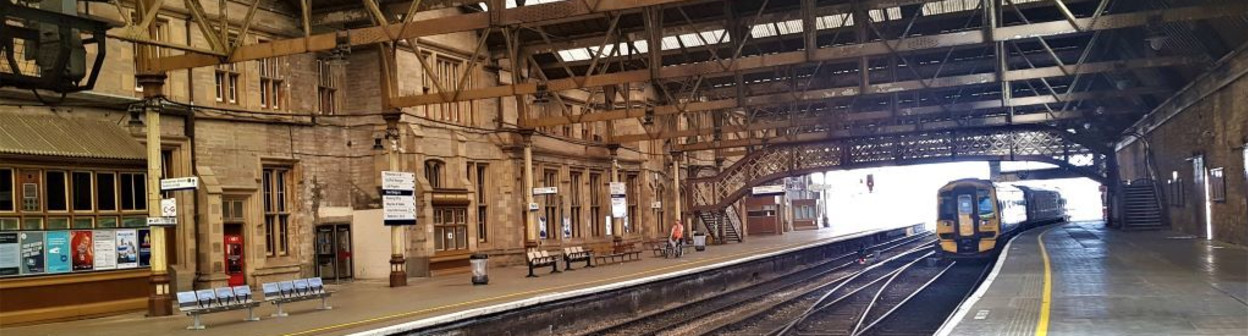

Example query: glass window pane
[120,174,134,210]
[97,173,116,211]
[133,174,146,210]
[46,171,67,211]
[264,216,275,255]
[23,218,42,230]
[279,215,288,254]
[72,172,93,211]
[72,218,93,229]
[47,217,69,230]
[277,171,286,212]
[0,218,17,231]
[122,217,145,227]
[263,171,272,213]
[0,169,12,212]
[98,217,118,228]
[434,227,444,251]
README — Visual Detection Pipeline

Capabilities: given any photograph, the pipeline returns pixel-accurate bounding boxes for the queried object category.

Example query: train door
[224,234,245,286]
[950,186,983,254]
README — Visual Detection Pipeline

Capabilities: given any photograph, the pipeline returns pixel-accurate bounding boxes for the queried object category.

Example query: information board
[71,231,93,271]
[381,171,417,226]
[45,231,69,273]
[116,230,139,269]
[93,230,117,270]
[0,233,18,275]
[19,232,44,274]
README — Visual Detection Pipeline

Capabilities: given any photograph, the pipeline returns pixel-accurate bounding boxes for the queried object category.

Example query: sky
[812,161,1103,233]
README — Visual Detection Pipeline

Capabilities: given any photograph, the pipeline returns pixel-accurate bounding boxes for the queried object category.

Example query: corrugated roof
[0,114,146,160]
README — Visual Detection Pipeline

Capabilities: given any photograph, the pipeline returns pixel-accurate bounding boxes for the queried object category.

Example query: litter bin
[470,253,489,285]
[693,233,707,252]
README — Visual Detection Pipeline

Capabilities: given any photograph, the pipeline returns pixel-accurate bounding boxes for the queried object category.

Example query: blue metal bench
[176,285,260,329]
[262,278,332,317]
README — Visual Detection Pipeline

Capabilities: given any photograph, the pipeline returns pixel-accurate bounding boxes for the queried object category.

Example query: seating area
[175,286,261,330]
[594,241,643,265]
[525,250,562,277]
[175,278,333,329]
[261,278,333,317]
[561,246,594,270]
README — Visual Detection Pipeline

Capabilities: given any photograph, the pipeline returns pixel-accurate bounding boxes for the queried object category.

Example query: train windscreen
[939,192,955,220]
[977,190,995,219]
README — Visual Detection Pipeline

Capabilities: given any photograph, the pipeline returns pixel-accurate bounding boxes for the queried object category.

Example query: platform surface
[1,223,908,336]
[943,221,1248,336]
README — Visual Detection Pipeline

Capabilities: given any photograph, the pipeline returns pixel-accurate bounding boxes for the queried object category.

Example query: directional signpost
[150,177,198,227]
[382,171,417,226]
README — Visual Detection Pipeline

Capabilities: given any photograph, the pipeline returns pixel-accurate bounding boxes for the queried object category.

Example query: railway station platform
[940,221,1248,336]
[0,223,917,336]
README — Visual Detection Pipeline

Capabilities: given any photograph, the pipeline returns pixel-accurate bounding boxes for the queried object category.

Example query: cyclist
[668,220,685,258]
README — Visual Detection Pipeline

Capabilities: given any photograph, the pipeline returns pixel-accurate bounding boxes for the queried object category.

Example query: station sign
[160,177,199,191]
[146,217,177,226]
[381,171,416,226]
[532,187,558,195]
[381,171,416,191]
[608,182,626,196]
[651,201,662,209]
[160,199,176,217]
[751,185,785,195]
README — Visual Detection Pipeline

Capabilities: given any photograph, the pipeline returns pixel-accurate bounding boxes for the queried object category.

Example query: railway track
[574,233,935,336]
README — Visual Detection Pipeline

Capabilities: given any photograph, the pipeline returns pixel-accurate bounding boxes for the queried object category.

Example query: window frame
[262,167,292,257]
[425,160,444,189]
[472,163,488,242]
[0,168,13,213]
[569,170,582,238]
[44,170,69,213]
[1209,167,1226,202]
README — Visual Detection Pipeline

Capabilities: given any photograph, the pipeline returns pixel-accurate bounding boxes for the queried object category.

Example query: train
[935,178,1067,258]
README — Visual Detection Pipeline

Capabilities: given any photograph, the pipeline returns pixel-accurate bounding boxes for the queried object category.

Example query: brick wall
[1117,48,1248,246]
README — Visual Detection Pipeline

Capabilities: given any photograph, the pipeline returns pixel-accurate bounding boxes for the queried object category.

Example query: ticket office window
[433,208,467,252]
[0,167,146,231]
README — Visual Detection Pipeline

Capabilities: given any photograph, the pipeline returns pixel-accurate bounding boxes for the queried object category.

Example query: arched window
[425,160,444,189]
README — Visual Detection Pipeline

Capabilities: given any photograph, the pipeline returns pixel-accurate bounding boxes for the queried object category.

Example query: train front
[935,179,1000,258]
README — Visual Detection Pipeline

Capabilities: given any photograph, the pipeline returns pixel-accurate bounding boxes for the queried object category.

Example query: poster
[71,231,94,271]
[610,197,627,218]
[93,230,117,270]
[562,217,571,239]
[115,230,138,269]
[138,229,151,267]
[604,216,613,236]
[538,217,548,239]
[45,231,70,273]
[0,232,18,275]
[19,232,45,274]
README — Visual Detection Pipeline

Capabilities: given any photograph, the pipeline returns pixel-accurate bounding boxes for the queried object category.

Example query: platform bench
[645,241,667,257]
[525,250,561,277]
[262,278,332,317]
[562,246,594,270]
[176,286,261,330]
[594,243,642,265]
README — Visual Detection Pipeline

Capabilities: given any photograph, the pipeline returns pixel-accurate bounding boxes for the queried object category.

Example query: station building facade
[0,2,685,324]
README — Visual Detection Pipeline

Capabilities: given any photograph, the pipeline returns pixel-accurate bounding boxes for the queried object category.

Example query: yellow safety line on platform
[1034,225,1061,336]
[283,234,863,336]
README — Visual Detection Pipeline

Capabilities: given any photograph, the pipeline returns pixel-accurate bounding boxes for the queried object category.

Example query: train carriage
[936,179,1067,258]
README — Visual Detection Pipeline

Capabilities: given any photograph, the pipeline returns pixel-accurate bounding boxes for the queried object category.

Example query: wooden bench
[594,242,642,265]
[176,286,261,329]
[525,250,561,277]
[645,241,668,257]
[262,278,332,317]
[561,246,594,270]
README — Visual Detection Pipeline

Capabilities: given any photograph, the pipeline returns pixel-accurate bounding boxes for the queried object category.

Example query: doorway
[316,224,353,281]
[222,198,247,286]
[1192,155,1212,239]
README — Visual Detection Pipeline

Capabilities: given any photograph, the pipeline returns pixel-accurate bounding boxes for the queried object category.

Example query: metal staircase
[1122,179,1165,230]
[695,205,743,244]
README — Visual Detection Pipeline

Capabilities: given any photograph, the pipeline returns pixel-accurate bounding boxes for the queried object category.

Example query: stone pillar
[137,73,173,317]
[522,129,538,248]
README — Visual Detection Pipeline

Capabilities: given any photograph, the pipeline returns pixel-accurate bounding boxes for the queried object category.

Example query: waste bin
[692,233,707,252]
[470,253,489,285]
